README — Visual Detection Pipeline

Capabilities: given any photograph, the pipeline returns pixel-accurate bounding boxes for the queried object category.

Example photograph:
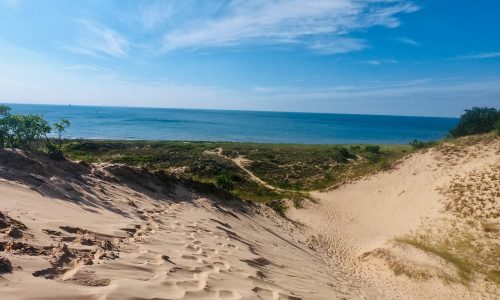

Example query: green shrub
[449,107,500,137]
[53,119,71,151]
[338,147,356,159]
[3,113,51,150]
[496,119,500,135]
[0,105,69,152]
[0,105,11,148]
[215,171,235,192]
[47,143,65,161]
[364,145,380,154]
[268,200,287,216]
[409,139,436,150]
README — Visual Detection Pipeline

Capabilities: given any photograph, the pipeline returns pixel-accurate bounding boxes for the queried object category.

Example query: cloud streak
[456,51,500,60]
[65,19,129,58]
[395,37,420,46]
[159,0,419,54]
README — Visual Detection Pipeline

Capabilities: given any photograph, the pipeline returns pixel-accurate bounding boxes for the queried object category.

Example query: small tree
[15,114,51,150]
[52,119,71,151]
[449,107,500,137]
[0,105,11,148]
[0,105,51,150]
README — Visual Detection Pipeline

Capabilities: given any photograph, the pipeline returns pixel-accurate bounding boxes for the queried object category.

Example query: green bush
[409,139,436,150]
[449,107,500,138]
[495,119,500,135]
[0,105,11,148]
[268,200,287,216]
[2,113,51,150]
[47,143,65,161]
[215,172,235,192]
[0,105,69,152]
[53,119,71,151]
[364,145,380,154]
[339,147,356,159]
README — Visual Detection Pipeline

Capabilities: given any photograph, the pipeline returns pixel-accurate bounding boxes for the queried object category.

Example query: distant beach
[7,103,458,144]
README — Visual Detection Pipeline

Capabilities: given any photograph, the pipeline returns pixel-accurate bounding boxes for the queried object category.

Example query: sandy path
[205,148,289,192]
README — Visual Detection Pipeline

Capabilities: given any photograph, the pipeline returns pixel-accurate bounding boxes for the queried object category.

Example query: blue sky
[0,0,499,117]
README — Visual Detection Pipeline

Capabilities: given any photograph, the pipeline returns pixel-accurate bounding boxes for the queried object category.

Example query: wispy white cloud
[394,37,420,46]
[308,38,367,55]
[138,1,176,29]
[247,77,500,102]
[362,59,398,65]
[65,19,129,58]
[159,0,419,54]
[138,1,228,30]
[455,51,500,60]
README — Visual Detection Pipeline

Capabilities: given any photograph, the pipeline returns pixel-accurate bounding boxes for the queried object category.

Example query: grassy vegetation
[370,248,434,280]
[62,140,410,208]
[396,237,473,281]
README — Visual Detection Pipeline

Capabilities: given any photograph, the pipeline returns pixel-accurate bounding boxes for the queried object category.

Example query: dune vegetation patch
[394,156,500,287]
[367,247,435,280]
[395,237,474,282]
[63,140,410,212]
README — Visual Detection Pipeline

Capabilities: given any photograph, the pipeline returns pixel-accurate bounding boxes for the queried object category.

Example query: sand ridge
[0,149,373,299]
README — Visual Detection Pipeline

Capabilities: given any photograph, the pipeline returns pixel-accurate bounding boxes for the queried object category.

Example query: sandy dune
[287,136,499,299]
[0,149,373,299]
[0,135,498,299]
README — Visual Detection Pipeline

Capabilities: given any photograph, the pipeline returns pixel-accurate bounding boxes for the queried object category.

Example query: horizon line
[2,101,461,119]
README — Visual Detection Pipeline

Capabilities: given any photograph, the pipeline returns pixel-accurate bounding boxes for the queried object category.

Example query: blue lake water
[5,104,458,144]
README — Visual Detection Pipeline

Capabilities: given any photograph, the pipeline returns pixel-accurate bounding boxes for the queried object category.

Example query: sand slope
[0,135,498,299]
[287,136,500,299]
[0,149,374,299]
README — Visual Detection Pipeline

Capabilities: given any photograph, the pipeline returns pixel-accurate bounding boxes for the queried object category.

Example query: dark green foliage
[496,119,500,135]
[53,119,71,150]
[215,172,235,192]
[268,200,287,216]
[0,105,11,148]
[364,145,380,154]
[338,147,356,160]
[449,107,500,138]
[47,143,65,161]
[0,105,69,153]
[2,113,51,150]
[409,139,437,150]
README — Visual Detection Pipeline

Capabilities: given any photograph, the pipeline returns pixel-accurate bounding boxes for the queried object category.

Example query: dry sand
[287,135,499,299]
[0,135,498,299]
[0,149,373,299]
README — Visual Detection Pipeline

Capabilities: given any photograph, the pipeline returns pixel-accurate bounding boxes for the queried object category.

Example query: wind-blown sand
[287,136,499,299]
[0,135,498,299]
[0,149,372,299]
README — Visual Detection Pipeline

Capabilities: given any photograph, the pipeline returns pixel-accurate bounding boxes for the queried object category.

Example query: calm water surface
[6,104,458,144]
